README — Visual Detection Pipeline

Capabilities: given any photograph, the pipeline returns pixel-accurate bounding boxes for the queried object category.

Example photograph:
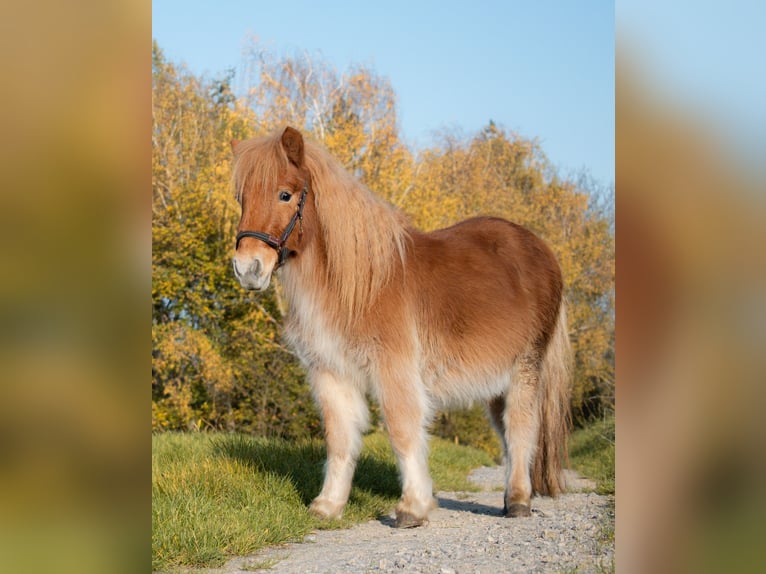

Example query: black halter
[235,182,308,269]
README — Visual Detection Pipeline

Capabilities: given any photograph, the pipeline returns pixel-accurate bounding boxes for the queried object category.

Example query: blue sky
[153,1,615,188]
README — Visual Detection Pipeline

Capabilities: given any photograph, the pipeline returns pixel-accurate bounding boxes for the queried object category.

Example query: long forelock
[232,135,289,203]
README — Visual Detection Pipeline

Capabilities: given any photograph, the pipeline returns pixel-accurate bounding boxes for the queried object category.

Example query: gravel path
[197,468,614,573]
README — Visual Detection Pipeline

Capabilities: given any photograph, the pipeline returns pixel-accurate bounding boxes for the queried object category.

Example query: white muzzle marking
[232,255,273,291]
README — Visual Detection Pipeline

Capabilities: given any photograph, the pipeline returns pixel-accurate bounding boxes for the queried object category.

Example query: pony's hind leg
[309,369,369,519]
[503,350,542,517]
[487,395,508,457]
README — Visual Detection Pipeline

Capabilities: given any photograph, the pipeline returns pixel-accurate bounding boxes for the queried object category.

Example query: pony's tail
[532,299,572,496]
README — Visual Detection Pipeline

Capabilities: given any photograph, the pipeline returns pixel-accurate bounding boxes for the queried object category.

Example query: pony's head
[231,127,310,291]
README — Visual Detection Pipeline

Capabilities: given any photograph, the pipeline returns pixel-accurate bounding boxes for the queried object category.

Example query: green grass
[152,431,493,571]
[568,414,615,495]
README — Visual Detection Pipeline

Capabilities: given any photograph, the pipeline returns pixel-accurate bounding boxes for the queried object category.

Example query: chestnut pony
[231,127,571,526]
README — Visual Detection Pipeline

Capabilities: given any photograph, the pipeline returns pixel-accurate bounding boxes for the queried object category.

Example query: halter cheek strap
[236,182,308,269]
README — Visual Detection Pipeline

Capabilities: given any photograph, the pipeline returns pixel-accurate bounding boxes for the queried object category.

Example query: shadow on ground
[210,435,401,506]
[437,495,504,517]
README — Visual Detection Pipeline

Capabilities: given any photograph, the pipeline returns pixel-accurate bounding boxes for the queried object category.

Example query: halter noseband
[235,182,308,270]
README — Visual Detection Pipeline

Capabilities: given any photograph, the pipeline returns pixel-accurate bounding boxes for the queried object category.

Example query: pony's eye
[278,191,293,202]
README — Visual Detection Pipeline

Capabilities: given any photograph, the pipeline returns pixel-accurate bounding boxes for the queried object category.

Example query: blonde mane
[233,132,410,316]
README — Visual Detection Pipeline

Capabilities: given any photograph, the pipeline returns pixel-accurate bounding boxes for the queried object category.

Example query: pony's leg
[377,366,437,528]
[487,395,508,457]
[503,351,542,517]
[309,369,369,519]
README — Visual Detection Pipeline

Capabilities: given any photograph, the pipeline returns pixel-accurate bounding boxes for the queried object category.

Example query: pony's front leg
[309,369,369,519]
[377,366,437,528]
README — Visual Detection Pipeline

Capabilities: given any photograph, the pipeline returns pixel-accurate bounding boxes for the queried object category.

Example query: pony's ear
[281,126,304,168]
[230,139,241,154]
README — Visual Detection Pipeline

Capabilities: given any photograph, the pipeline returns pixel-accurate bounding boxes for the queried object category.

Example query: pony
[231,126,571,527]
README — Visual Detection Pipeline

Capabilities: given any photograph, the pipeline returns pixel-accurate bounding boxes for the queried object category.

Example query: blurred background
[0,1,763,573]
[617,2,766,573]
[0,2,150,573]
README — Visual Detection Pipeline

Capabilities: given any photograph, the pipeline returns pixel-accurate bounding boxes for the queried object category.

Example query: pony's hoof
[395,510,428,528]
[309,498,343,520]
[504,502,532,518]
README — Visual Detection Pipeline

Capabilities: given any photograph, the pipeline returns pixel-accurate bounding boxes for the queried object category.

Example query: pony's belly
[422,362,512,408]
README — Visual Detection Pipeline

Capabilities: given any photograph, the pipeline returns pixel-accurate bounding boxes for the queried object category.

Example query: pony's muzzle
[232,254,272,291]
